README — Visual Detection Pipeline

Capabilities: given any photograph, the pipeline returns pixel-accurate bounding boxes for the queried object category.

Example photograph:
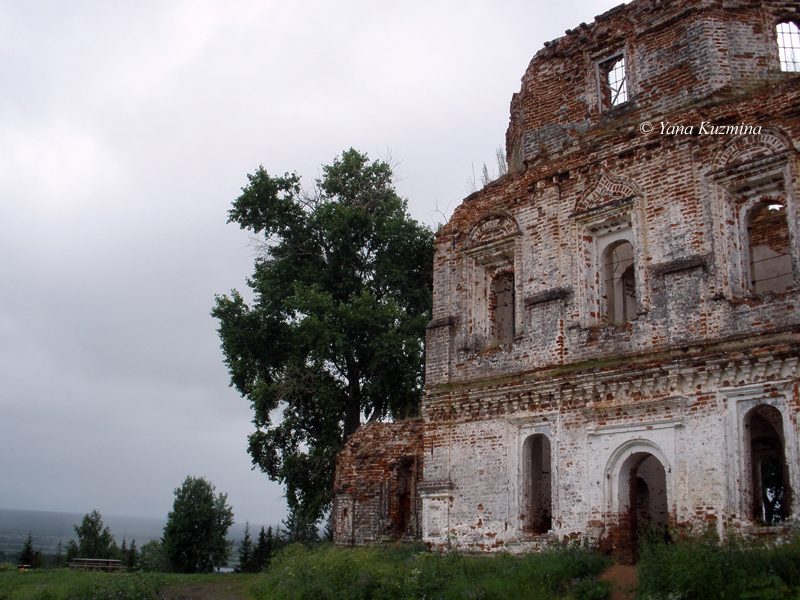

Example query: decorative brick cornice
[422,348,800,423]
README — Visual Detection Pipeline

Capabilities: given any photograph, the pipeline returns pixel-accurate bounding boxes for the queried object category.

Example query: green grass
[249,542,612,600]
[0,569,255,600]
[637,529,800,600]
[0,569,166,600]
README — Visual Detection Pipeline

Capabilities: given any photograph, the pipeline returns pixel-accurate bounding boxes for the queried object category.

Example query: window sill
[600,99,635,118]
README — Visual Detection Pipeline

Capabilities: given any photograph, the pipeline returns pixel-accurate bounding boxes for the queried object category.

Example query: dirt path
[160,578,251,600]
[600,564,637,600]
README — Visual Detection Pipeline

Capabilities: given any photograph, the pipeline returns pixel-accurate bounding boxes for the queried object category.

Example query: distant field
[0,509,166,540]
[0,509,166,559]
[0,508,275,565]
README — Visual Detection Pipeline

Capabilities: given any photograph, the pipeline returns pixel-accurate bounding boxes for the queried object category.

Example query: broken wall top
[504,0,794,175]
[333,420,423,498]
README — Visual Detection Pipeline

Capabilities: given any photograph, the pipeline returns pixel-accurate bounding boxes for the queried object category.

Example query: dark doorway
[390,457,416,537]
[615,451,668,563]
[522,434,552,534]
[746,405,790,524]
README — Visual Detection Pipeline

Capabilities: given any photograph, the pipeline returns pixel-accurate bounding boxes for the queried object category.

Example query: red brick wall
[333,421,423,545]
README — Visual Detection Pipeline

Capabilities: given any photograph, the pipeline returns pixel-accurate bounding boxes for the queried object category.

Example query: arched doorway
[522,434,552,534]
[745,404,790,524]
[627,454,668,538]
[607,445,669,563]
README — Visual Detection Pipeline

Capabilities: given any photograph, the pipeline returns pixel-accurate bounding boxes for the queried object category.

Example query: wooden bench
[68,558,126,572]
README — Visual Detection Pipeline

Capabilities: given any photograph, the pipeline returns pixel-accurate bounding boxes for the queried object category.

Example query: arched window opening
[748,201,792,294]
[490,271,515,345]
[777,21,800,72]
[746,405,789,524]
[522,434,552,534]
[603,240,636,323]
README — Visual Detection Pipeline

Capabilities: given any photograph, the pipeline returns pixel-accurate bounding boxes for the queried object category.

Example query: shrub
[137,541,172,573]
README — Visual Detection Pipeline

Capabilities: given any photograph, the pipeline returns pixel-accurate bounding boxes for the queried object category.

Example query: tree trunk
[343,370,361,444]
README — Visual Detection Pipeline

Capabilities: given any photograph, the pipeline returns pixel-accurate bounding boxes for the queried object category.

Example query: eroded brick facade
[334,0,800,558]
[333,421,423,544]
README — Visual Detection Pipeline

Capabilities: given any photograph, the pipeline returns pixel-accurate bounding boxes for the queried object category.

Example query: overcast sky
[1,0,621,527]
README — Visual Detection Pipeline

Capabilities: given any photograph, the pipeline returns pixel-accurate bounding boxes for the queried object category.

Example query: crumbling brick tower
[334,0,800,558]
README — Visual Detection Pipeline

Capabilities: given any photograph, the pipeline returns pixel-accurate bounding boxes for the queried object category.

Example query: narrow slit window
[748,201,792,294]
[489,271,515,345]
[777,22,800,72]
[599,54,628,108]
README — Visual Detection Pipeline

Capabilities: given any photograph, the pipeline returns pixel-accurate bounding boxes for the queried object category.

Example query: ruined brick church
[333,0,800,557]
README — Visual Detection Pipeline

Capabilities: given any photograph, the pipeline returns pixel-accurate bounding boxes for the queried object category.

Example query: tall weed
[638,529,800,600]
[249,542,611,600]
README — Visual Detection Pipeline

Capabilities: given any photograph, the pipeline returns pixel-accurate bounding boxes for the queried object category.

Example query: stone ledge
[427,316,457,330]
[524,287,573,308]
[651,255,709,277]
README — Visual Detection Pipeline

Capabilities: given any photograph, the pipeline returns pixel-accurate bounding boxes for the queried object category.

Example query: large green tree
[213,149,433,524]
[163,476,234,573]
[68,510,120,560]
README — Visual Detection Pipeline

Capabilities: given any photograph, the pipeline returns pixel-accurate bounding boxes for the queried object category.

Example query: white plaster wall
[422,377,800,551]
[426,419,510,547]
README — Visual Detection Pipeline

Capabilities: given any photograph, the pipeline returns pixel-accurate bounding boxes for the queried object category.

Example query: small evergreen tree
[273,526,286,553]
[235,521,254,573]
[52,540,65,568]
[282,512,319,547]
[121,539,128,566]
[128,539,139,571]
[18,532,40,568]
[253,526,274,571]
